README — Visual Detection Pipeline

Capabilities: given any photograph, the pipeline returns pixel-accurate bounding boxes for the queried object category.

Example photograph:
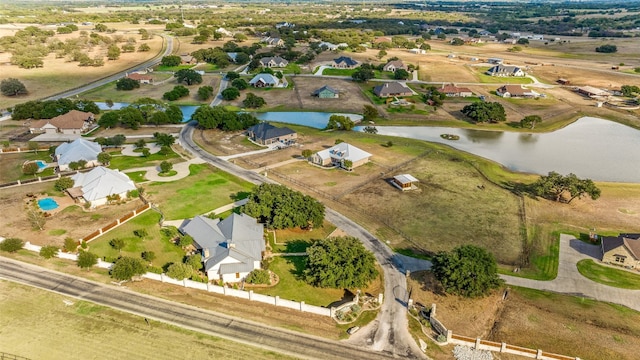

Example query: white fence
[13,241,334,318]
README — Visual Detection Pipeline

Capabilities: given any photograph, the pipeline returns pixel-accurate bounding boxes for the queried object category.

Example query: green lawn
[252,257,344,307]
[322,68,355,76]
[476,72,533,84]
[108,150,180,171]
[154,64,195,72]
[0,152,54,183]
[145,164,254,220]
[577,259,640,289]
[125,171,148,183]
[88,211,185,269]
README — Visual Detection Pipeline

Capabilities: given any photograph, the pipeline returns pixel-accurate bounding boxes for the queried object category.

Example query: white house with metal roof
[181,213,265,282]
[312,142,372,170]
[68,166,136,208]
[54,138,102,171]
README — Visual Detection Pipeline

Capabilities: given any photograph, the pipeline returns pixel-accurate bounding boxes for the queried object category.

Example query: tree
[0,238,24,253]
[141,251,156,262]
[160,161,173,174]
[116,77,140,91]
[134,139,146,149]
[304,237,378,288]
[141,148,150,157]
[39,245,59,259]
[161,55,182,67]
[107,45,121,60]
[394,69,410,80]
[197,85,214,100]
[22,162,39,175]
[138,43,151,52]
[110,256,147,281]
[221,87,240,100]
[301,149,313,158]
[243,93,266,108]
[1,78,28,96]
[621,85,640,97]
[376,49,387,60]
[94,23,108,32]
[352,66,375,82]
[531,171,601,204]
[231,78,248,90]
[595,44,617,53]
[363,105,379,121]
[177,234,193,248]
[77,250,98,269]
[97,152,111,165]
[461,102,506,123]
[233,33,247,42]
[153,132,175,147]
[520,115,542,129]
[517,38,529,45]
[64,238,78,252]
[432,245,503,298]
[363,126,378,134]
[174,69,202,85]
[109,238,126,253]
[186,254,203,270]
[242,184,325,229]
[121,43,135,53]
[246,269,270,284]
[26,206,46,230]
[326,115,354,131]
[450,37,464,46]
[54,177,74,191]
[166,262,193,280]
[226,71,240,80]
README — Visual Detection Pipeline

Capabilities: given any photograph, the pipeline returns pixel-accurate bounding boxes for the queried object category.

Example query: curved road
[179,122,424,358]
[0,257,400,360]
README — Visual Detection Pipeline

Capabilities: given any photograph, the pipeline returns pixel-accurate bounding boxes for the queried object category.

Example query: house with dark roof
[383,60,407,72]
[332,56,359,69]
[54,138,102,171]
[373,82,413,98]
[486,64,525,77]
[126,72,153,84]
[496,85,539,98]
[312,85,339,99]
[440,84,473,97]
[181,213,265,282]
[601,234,640,269]
[259,56,289,68]
[246,122,297,146]
[261,37,284,47]
[29,110,95,135]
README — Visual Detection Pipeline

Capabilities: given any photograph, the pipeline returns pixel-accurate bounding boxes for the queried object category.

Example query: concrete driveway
[502,234,640,311]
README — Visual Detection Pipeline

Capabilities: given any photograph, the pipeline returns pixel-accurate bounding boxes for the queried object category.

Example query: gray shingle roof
[312,85,339,96]
[247,122,296,142]
[55,138,102,166]
[333,56,358,67]
[602,234,640,260]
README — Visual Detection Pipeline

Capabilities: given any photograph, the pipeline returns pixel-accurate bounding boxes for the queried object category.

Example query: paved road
[502,234,640,311]
[45,35,174,101]
[0,257,403,360]
[178,121,425,358]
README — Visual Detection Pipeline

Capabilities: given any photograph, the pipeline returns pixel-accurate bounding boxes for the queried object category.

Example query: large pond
[96,104,358,127]
[255,112,362,129]
[356,117,640,183]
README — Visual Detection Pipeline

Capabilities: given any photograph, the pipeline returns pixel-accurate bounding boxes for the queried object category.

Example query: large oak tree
[432,245,503,298]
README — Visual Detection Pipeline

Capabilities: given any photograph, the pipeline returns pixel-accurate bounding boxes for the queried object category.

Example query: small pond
[356,117,640,183]
[255,112,362,129]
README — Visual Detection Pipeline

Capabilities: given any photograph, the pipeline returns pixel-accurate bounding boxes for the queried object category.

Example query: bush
[39,245,59,259]
[64,237,78,252]
[141,251,156,262]
[595,44,617,53]
[77,250,98,269]
[133,229,148,238]
[246,269,270,284]
[146,265,163,274]
[166,262,193,280]
[110,256,147,281]
[22,162,39,175]
[54,177,74,191]
[0,238,24,252]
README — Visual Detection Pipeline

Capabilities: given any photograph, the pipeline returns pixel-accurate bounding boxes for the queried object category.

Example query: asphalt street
[0,257,405,360]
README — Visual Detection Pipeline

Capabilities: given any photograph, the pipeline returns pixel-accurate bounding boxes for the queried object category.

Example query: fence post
[160,273,165,283]
[378,293,384,304]
[275,295,280,306]
[206,282,211,292]
[446,330,452,342]
[248,290,253,301]
[223,285,227,295]
[300,301,304,311]
[38,177,42,182]
[536,349,542,359]
[183,278,188,287]
[475,338,481,349]
[116,219,121,225]
[501,342,506,353]
[17,180,21,185]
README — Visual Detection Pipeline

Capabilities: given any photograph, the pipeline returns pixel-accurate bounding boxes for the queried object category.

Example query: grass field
[144,164,254,220]
[108,150,181,170]
[270,221,337,253]
[0,152,54,183]
[576,259,640,289]
[0,281,295,360]
[88,210,185,268]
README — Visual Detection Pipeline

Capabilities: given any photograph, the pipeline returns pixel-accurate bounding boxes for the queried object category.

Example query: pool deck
[35,195,75,215]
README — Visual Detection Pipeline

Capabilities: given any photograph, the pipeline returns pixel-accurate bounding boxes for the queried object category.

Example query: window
[615,256,626,264]
[235,272,240,279]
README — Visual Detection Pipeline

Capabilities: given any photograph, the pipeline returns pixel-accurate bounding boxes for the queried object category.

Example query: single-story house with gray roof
[247,122,297,146]
[54,138,102,171]
[181,213,265,282]
[373,82,413,98]
[312,85,339,98]
[249,73,287,88]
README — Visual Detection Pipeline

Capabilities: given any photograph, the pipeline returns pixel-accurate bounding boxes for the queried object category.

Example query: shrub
[39,245,59,259]
[77,250,98,269]
[0,238,24,252]
[22,162,39,175]
[64,237,78,252]
[110,256,147,281]
[166,262,193,280]
[133,229,148,238]
[246,269,270,284]
[141,251,156,262]
[54,177,74,191]
[146,265,163,274]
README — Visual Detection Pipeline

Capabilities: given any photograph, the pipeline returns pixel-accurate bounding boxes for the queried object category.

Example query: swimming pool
[35,160,47,169]
[37,198,59,211]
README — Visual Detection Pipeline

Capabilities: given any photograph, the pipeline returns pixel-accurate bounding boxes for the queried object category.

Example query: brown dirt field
[291,77,374,113]
[193,128,263,156]
[408,271,640,360]
[0,182,144,247]
[0,28,164,110]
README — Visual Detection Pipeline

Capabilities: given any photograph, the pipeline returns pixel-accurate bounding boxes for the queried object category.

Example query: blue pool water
[35,160,47,169]
[37,198,59,211]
